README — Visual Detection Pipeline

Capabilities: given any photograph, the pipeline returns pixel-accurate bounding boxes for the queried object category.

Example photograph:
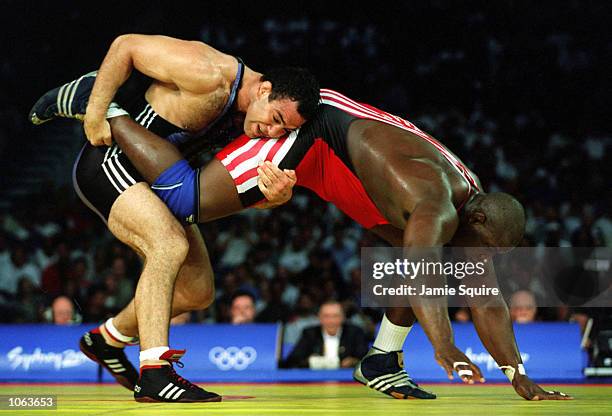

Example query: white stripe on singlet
[222,131,299,195]
[230,139,278,179]
[139,106,155,126]
[100,99,155,194]
[319,89,476,194]
[221,138,261,167]
[101,162,124,194]
[101,144,137,193]
[236,177,259,194]
[110,152,137,187]
[145,113,158,129]
[135,104,152,123]
[271,130,299,165]
[224,130,299,192]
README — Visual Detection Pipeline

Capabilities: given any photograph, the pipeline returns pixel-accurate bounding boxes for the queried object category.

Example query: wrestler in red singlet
[216,89,480,228]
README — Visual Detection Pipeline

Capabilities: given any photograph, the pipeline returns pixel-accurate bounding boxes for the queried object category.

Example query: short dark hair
[261,67,320,121]
[231,289,256,305]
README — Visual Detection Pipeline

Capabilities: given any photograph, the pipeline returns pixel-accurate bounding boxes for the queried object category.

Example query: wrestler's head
[244,67,319,138]
[451,192,526,252]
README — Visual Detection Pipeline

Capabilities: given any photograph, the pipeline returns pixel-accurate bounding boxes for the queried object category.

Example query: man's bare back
[347,119,479,229]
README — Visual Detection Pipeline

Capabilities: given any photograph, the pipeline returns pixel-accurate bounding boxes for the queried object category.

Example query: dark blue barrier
[0,324,97,381]
[102,323,281,382]
[0,322,584,382]
[0,323,280,382]
[282,322,586,381]
[401,322,585,381]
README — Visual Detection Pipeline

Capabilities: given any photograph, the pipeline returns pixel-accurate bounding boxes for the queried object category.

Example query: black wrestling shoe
[79,328,138,391]
[134,350,221,403]
[29,71,98,125]
[353,347,436,399]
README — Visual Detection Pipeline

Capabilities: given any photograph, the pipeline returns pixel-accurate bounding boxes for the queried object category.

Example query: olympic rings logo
[208,346,257,371]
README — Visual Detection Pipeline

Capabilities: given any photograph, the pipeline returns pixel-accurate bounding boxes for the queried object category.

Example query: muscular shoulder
[388,157,448,191]
[388,157,456,212]
[176,41,236,95]
[118,34,238,95]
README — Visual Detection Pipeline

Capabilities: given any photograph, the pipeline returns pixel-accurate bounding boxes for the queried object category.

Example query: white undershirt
[322,328,342,360]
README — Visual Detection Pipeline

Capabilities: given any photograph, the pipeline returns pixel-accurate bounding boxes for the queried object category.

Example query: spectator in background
[0,243,40,296]
[250,242,276,280]
[322,226,358,281]
[103,257,134,313]
[41,241,71,299]
[47,295,77,325]
[82,285,108,323]
[510,290,538,323]
[33,236,58,271]
[281,301,368,369]
[0,232,9,265]
[230,290,257,325]
[218,220,252,270]
[256,279,291,323]
[279,234,310,274]
[283,292,319,344]
[593,212,612,247]
[277,267,299,307]
[15,277,43,322]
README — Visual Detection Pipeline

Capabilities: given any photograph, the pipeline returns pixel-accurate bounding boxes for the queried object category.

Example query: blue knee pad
[151,159,199,224]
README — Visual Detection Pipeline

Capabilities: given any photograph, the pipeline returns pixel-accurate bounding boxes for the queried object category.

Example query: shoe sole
[134,395,222,403]
[28,88,58,125]
[79,338,135,391]
[354,376,434,400]
[353,363,435,400]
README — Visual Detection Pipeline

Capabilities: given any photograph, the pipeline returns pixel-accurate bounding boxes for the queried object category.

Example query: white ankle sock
[104,318,135,344]
[139,346,170,363]
[372,314,412,352]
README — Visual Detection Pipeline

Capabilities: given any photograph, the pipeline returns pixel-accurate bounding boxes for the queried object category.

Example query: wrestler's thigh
[108,182,187,256]
[198,158,244,222]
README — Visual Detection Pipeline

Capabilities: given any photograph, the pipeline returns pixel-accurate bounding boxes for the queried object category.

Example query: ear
[469,210,486,225]
[257,81,273,99]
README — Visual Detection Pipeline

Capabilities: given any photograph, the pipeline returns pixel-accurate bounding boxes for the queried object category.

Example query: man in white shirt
[282,301,368,369]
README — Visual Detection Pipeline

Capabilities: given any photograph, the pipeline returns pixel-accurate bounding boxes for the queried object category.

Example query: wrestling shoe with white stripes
[29,71,127,125]
[79,328,138,390]
[29,71,97,125]
[353,347,436,399]
[134,350,221,403]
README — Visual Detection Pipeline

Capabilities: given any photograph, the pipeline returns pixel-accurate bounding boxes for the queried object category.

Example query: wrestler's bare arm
[466,255,571,399]
[383,159,458,343]
[374,158,483,382]
[85,34,229,145]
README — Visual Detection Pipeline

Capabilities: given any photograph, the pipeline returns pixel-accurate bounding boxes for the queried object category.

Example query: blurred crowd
[0,3,610,365]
